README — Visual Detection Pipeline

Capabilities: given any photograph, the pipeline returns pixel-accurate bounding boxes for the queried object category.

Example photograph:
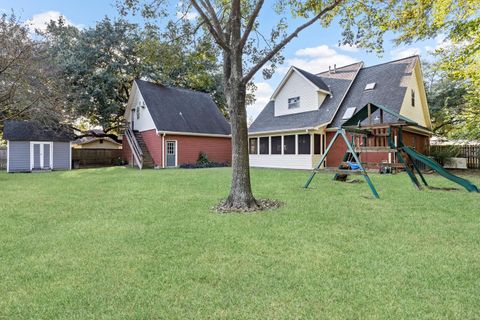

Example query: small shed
[4,120,74,173]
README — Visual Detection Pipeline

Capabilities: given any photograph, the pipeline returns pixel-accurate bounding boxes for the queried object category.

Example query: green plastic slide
[401,146,479,193]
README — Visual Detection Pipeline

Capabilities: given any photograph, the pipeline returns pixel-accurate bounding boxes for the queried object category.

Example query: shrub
[429,146,461,166]
[179,152,229,169]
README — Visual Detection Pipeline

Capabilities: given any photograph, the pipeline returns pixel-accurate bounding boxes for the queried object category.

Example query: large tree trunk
[223,81,259,210]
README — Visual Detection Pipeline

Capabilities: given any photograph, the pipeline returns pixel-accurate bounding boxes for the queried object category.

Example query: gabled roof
[249,62,363,133]
[3,120,74,142]
[72,136,121,146]
[249,56,421,133]
[135,79,231,135]
[342,103,417,127]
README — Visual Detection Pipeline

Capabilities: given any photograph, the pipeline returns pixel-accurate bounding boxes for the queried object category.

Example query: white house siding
[274,71,325,116]
[7,141,30,172]
[53,142,71,170]
[126,82,156,132]
[250,154,314,170]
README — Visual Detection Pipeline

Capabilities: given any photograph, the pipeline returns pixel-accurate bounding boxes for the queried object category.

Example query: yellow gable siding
[74,140,122,149]
[399,62,432,129]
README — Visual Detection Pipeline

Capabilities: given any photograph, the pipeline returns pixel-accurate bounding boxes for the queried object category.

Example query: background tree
[43,16,225,134]
[379,0,480,139]
[0,13,66,133]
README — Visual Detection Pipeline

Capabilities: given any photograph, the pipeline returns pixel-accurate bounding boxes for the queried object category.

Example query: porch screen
[259,137,269,154]
[283,135,295,154]
[298,134,310,154]
[271,136,282,154]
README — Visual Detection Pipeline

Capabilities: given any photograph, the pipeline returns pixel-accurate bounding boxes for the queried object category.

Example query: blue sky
[1,0,442,120]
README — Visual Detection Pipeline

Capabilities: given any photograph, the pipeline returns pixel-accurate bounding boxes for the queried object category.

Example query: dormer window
[365,83,376,90]
[288,97,300,109]
[411,89,415,107]
[342,107,356,120]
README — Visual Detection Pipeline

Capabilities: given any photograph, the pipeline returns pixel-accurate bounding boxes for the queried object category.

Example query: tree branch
[239,0,264,50]
[242,0,343,83]
[190,0,229,51]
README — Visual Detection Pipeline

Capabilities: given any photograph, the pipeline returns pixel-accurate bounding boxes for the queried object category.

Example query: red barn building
[123,79,231,168]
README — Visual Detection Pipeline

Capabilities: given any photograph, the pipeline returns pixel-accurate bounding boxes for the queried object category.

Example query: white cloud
[26,11,76,33]
[337,43,359,53]
[247,82,274,121]
[176,11,199,20]
[279,44,359,74]
[390,47,421,60]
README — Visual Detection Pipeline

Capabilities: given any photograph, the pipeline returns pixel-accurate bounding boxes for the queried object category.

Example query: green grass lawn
[1,167,480,319]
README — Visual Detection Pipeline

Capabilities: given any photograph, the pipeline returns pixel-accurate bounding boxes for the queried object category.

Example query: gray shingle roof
[135,79,231,135]
[329,56,417,128]
[3,120,74,142]
[249,62,363,133]
[249,56,419,133]
[294,67,330,92]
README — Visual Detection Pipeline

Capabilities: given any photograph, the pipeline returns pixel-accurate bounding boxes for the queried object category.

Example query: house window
[259,137,269,154]
[411,89,415,107]
[249,138,258,154]
[271,136,282,154]
[283,135,295,154]
[314,134,321,154]
[298,134,311,154]
[136,107,140,119]
[288,96,300,109]
[99,139,104,144]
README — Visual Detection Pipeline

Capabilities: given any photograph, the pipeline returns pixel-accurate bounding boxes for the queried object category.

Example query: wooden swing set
[303,103,479,198]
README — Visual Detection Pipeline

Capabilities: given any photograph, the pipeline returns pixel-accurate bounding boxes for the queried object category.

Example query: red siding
[122,138,133,164]
[141,130,163,165]
[122,129,231,166]
[325,130,429,168]
[166,134,231,165]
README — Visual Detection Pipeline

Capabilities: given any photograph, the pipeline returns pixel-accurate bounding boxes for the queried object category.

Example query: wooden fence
[430,145,480,169]
[72,148,123,168]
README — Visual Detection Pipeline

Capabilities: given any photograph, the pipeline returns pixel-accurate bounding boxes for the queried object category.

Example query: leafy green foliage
[42,16,225,132]
[0,13,66,128]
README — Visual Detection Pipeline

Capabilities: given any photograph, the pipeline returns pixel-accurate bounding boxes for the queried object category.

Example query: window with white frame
[249,138,258,154]
[297,134,311,154]
[288,96,300,109]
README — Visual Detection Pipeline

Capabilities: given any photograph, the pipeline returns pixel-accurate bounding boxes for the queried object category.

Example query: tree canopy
[43,16,225,133]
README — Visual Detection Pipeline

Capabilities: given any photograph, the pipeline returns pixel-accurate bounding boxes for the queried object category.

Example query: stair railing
[124,124,144,169]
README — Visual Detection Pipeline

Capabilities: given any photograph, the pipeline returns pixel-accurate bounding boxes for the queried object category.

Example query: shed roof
[3,120,74,142]
[135,79,231,135]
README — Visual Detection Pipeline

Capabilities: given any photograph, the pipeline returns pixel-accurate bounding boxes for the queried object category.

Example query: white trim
[156,130,230,138]
[162,133,165,168]
[69,142,72,170]
[6,140,9,173]
[165,140,177,167]
[249,124,329,136]
[29,141,53,171]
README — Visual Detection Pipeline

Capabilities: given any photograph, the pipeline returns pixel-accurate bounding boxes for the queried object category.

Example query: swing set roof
[341,103,418,128]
